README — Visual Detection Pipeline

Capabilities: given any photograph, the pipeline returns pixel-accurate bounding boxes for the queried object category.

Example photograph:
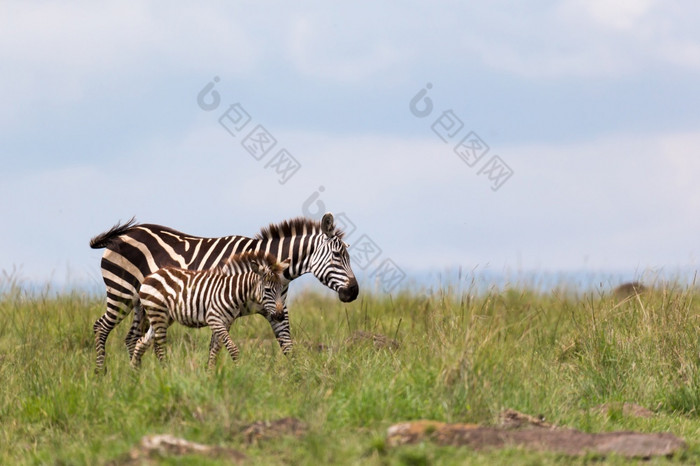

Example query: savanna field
[3,278,700,464]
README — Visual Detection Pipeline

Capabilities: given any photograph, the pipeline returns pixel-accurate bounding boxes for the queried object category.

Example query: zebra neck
[224,272,257,307]
[257,234,322,280]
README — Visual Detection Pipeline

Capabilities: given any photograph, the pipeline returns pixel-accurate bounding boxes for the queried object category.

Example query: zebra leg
[264,307,293,354]
[207,319,240,365]
[130,326,154,369]
[125,299,149,359]
[93,294,135,374]
[152,322,169,366]
[207,321,234,370]
[207,332,222,371]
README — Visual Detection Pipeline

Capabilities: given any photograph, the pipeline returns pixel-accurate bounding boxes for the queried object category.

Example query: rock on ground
[387,410,684,459]
[116,434,246,464]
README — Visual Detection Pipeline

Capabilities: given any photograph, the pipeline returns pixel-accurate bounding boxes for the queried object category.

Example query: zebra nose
[338,279,359,302]
[274,301,285,320]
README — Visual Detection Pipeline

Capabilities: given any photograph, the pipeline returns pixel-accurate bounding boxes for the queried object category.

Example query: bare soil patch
[236,417,308,444]
[591,402,655,419]
[344,330,400,350]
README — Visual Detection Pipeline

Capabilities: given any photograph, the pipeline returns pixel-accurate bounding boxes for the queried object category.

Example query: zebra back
[139,251,290,327]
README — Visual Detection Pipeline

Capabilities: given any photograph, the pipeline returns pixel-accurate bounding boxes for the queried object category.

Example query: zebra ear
[280,258,291,272]
[321,212,335,237]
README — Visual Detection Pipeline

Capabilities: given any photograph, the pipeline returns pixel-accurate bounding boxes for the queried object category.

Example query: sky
[2,1,700,293]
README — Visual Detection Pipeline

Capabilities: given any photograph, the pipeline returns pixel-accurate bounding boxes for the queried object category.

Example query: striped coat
[132,251,290,369]
[89,213,358,373]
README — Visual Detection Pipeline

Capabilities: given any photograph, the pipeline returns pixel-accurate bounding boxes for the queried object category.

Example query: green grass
[2,282,700,464]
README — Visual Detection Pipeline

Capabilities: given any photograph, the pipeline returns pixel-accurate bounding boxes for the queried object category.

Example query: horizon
[3,263,697,298]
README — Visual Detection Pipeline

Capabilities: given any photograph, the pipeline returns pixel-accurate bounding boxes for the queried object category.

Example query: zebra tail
[89,217,138,249]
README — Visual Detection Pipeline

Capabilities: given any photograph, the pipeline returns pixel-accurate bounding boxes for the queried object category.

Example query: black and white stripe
[131,251,290,369]
[89,213,358,373]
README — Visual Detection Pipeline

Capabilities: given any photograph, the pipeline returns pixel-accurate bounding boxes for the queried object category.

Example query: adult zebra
[89,213,358,373]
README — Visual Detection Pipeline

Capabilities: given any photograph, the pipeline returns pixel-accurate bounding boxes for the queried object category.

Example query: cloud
[284,11,410,84]
[460,1,700,78]
[0,1,260,128]
[568,0,656,32]
[2,121,700,284]
[185,125,700,274]
[4,0,700,131]
[492,130,700,270]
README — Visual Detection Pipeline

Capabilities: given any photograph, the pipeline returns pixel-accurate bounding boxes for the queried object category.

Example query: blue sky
[2,1,700,291]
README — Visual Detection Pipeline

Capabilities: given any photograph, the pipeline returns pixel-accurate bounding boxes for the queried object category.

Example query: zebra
[131,251,290,369]
[89,213,358,373]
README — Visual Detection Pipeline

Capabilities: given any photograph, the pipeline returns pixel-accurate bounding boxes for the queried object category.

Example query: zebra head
[251,254,291,321]
[308,213,359,303]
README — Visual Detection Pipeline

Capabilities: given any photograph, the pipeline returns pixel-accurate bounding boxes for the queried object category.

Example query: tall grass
[1,281,700,464]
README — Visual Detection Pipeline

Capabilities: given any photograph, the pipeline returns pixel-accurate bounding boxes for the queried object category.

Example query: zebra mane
[255,216,344,240]
[218,251,285,282]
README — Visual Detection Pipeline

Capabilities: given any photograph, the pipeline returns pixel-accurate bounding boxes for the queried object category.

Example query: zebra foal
[131,251,290,370]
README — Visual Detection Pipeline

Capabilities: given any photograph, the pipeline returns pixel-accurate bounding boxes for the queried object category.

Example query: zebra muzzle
[338,279,359,302]
[271,302,286,321]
